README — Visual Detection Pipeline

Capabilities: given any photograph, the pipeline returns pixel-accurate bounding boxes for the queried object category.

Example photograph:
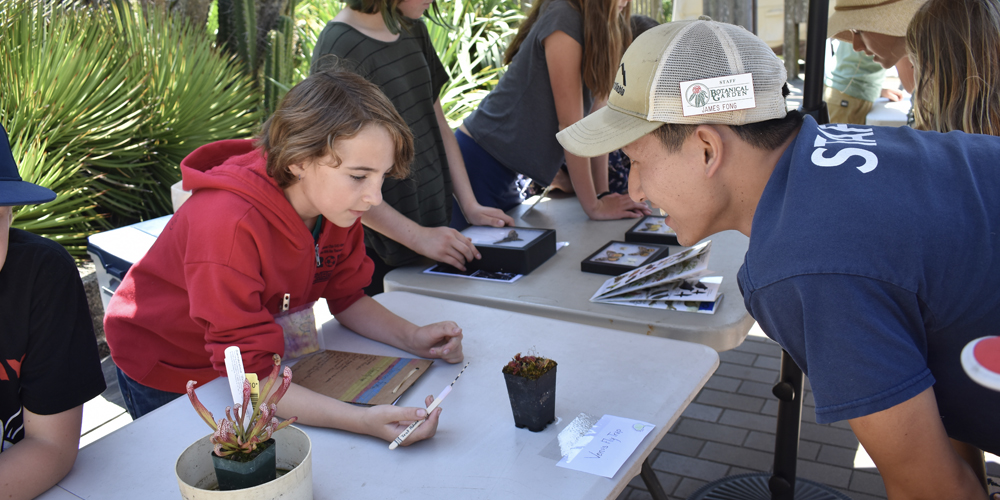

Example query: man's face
[623,132,719,246]
[0,206,10,273]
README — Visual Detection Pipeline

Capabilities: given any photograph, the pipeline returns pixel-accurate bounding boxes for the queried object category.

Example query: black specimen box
[625,215,680,246]
[460,226,556,275]
[580,240,670,275]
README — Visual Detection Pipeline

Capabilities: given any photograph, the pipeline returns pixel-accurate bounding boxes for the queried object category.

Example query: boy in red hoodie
[105,71,463,446]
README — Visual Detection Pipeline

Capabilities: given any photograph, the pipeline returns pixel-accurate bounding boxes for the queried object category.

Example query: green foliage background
[7,0,691,260]
[1,1,260,256]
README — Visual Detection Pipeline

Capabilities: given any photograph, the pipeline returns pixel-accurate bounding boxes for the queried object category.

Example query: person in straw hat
[828,0,928,69]
[0,122,106,499]
[557,17,1000,498]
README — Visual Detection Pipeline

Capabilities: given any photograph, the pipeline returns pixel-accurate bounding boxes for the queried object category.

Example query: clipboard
[292,350,433,406]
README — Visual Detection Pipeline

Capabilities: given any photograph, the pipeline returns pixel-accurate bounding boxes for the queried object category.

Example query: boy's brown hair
[257,70,414,188]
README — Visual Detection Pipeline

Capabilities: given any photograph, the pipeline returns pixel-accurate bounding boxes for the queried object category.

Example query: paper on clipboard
[292,350,433,406]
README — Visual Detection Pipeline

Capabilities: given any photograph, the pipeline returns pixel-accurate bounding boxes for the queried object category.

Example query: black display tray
[625,215,680,246]
[461,226,557,275]
[580,240,670,275]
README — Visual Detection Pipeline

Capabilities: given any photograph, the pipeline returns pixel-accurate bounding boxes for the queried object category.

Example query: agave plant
[427,0,523,127]
[1,0,262,251]
[187,354,298,458]
[115,3,261,218]
[0,1,143,254]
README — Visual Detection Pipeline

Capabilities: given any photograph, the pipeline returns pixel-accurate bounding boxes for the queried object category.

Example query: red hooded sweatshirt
[105,140,373,393]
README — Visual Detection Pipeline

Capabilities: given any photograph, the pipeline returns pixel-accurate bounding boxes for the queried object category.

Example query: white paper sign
[679,73,756,117]
[556,415,655,478]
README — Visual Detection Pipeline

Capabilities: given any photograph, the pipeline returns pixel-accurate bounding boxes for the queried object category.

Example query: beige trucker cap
[557,17,787,158]
[828,0,928,42]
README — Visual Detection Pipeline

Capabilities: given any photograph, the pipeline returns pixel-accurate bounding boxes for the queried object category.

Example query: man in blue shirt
[558,18,999,499]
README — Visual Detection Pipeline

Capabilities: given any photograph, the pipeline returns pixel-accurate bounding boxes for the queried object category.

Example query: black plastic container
[625,215,680,246]
[211,438,276,491]
[460,226,557,275]
[503,366,557,432]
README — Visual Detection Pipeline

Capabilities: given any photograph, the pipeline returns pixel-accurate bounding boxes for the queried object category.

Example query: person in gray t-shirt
[455,0,650,224]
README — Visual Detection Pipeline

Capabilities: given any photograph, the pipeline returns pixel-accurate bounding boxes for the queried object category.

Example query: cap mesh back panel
[649,23,786,125]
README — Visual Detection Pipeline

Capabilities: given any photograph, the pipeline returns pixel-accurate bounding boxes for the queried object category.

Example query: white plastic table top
[385,196,754,351]
[41,292,718,500]
[866,96,911,127]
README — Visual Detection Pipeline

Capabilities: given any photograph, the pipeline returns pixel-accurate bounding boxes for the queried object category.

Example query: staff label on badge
[679,73,756,117]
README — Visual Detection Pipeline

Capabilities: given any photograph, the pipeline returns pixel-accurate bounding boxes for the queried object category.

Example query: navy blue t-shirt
[738,116,1000,454]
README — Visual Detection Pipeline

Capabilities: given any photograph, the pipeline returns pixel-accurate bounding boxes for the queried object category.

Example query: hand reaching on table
[365,395,441,446]
[461,202,515,228]
[585,193,651,221]
[405,321,464,363]
[411,226,480,271]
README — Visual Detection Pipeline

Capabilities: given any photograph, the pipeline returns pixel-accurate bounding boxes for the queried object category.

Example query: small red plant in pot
[187,354,297,490]
[502,352,557,432]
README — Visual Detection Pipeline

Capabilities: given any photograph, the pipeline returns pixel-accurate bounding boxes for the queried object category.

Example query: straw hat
[828,0,929,41]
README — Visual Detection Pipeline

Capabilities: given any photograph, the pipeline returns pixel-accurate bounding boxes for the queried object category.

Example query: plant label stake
[224,346,249,427]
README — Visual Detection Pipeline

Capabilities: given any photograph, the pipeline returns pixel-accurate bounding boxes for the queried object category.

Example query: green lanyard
[312,215,323,268]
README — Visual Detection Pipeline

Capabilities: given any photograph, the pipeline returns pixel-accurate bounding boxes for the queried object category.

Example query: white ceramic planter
[175,425,313,500]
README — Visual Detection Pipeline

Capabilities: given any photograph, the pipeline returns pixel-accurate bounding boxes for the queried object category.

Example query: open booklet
[589,241,723,314]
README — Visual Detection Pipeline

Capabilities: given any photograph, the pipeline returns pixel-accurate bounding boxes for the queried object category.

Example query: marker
[389,362,470,450]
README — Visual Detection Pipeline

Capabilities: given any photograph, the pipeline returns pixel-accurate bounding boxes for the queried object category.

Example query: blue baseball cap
[0,122,56,206]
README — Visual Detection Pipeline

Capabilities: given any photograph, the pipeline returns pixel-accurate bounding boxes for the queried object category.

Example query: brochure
[590,241,723,313]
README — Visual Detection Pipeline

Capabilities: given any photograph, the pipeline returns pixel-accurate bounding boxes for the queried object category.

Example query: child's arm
[0,406,83,500]
[273,383,444,446]
[334,295,464,363]
[269,295,463,444]
[435,99,515,228]
[544,30,650,220]
[362,200,479,270]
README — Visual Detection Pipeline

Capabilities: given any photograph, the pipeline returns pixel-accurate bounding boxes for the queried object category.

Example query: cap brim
[557,105,663,158]
[0,180,57,206]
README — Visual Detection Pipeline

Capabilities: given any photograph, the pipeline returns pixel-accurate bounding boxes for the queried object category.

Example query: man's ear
[693,125,724,177]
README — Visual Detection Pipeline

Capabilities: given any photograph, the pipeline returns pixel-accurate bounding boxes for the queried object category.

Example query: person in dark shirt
[559,19,999,499]
[0,122,106,499]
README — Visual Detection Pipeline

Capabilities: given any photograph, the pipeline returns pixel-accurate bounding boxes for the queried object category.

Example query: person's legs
[115,367,182,420]
[824,86,875,124]
[451,129,522,229]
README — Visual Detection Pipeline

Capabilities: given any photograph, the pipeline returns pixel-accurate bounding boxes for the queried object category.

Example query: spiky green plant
[426,0,522,127]
[0,1,143,255]
[0,0,262,255]
[116,3,261,217]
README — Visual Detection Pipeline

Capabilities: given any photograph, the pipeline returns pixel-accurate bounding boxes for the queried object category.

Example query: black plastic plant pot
[211,438,277,491]
[503,366,556,432]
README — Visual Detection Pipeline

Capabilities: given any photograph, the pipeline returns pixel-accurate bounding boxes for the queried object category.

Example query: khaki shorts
[823,86,874,125]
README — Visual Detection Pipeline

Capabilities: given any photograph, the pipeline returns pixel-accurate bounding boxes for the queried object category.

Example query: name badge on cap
[679,73,756,117]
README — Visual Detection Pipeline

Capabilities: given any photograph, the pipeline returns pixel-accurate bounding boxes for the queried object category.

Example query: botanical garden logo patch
[685,82,711,108]
[679,73,757,117]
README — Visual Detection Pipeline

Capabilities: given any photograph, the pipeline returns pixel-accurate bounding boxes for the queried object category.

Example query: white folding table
[386,196,754,351]
[41,292,719,500]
